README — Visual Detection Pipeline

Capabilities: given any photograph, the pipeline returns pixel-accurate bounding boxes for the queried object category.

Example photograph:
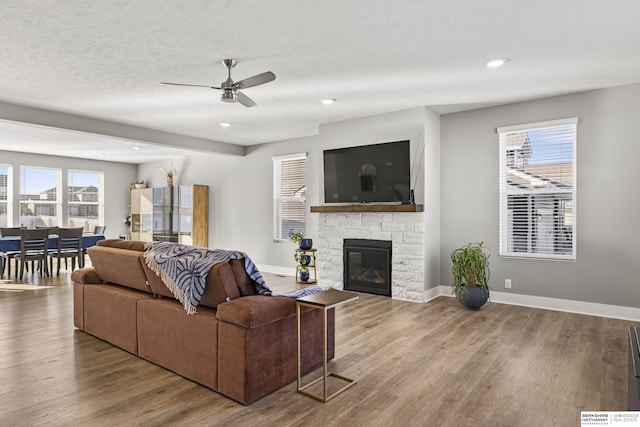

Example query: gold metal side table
[296,288,359,402]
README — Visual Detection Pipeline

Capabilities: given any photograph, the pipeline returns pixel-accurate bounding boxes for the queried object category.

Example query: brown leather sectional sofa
[71,239,335,405]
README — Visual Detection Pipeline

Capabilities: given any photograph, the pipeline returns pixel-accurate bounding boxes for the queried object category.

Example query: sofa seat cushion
[216,295,296,329]
[83,284,151,354]
[137,298,218,391]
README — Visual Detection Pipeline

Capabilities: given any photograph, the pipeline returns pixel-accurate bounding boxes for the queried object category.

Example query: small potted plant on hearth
[450,241,490,310]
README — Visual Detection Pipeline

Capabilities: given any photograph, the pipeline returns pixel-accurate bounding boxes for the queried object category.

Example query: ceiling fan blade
[237,91,257,108]
[161,82,221,90]
[234,71,276,90]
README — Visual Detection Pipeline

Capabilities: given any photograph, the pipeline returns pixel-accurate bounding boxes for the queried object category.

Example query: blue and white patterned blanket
[144,242,272,314]
[272,285,324,298]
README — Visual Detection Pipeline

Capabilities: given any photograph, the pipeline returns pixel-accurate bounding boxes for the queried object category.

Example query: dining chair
[81,225,106,265]
[37,225,59,235]
[0,227,22,237]
[17,228,50,280]
[48,227,84,276]
[1,227,23,279]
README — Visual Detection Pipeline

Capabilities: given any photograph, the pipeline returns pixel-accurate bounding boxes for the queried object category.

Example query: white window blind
[498,118,577,260]
[273,153,307,241]
[68,170,104,231]
[20,166,61,228]
[0,165,11,227]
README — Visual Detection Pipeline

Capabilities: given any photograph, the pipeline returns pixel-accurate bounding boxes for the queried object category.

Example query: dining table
[0,233,106,279]
[0,233,105,253]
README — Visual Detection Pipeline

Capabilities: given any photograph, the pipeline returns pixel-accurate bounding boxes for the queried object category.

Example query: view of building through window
[68,170,103,231]
[14,167,103,231]
[498,118,577,260]
[20,167,60,228]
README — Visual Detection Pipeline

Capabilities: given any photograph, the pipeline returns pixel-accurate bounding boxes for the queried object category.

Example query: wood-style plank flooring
[0,266,635,426]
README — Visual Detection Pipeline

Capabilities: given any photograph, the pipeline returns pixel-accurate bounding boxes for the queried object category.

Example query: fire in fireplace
[343,239,392,297]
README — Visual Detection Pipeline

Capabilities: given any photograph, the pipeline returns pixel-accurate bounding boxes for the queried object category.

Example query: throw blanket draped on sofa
[144,242,272,314]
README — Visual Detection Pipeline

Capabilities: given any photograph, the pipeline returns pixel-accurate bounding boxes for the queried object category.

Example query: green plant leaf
[450,242,490,296]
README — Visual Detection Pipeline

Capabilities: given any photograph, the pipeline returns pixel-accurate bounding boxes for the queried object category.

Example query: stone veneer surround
[317,212,426,302]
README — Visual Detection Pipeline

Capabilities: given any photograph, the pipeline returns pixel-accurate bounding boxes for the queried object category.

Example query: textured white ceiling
[1,0,640,163]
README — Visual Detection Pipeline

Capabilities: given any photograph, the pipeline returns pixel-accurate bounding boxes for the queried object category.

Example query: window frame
[498,117,578,261]
[272,153,307,242]
[0,164,12,228]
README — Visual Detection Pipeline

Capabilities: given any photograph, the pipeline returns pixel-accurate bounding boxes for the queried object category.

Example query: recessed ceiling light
[98,154,106,158]
[132,145,142,150]
[220,122,232,127]
[486,58,508,68]
[320,98,336,105]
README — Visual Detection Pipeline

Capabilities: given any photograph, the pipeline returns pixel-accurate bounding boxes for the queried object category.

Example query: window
[20,167,61,228]
[273,153,307,241]
[498,118,577,260]
[68,170,104,232]
[0,164,11,227]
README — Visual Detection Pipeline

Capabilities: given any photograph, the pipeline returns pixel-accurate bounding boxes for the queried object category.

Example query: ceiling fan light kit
[161,59,275,108]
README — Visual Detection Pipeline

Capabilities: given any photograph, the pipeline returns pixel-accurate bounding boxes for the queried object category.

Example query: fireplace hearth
[343,239,392,297]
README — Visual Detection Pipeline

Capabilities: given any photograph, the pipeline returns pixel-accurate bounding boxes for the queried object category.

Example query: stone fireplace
[315,210,425,302]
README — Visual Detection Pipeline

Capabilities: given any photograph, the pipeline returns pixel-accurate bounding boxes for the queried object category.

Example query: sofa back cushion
[87,245,152,293]
[93,239,258,309]
[141,255,251,309]
[230,259,258,297]
[97,239,146,252]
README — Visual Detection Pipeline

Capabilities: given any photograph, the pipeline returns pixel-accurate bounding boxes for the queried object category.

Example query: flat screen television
[323,140,411,203]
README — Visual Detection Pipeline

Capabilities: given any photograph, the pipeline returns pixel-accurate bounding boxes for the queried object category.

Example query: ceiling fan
[161,59,275,108]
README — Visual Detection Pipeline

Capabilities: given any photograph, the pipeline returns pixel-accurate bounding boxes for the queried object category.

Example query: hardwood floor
[0,268,634,426]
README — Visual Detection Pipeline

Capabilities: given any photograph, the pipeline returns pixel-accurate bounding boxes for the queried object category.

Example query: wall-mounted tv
[323,140,411,203]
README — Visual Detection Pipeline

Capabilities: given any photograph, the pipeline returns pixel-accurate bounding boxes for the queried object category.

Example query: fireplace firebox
[343,239,392,297]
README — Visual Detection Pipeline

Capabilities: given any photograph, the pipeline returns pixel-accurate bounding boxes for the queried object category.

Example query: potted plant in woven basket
[450,241,490,309]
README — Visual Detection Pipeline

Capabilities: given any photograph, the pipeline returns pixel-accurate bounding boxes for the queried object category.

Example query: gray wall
[137,152,250,252]
[423,107,441,290]
[138,107,432,271]
[0,150,136,238]
[6,82,637,307]
[440,83,640,307]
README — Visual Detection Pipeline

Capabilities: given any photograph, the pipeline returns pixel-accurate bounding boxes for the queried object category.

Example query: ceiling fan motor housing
[221,90,238,103]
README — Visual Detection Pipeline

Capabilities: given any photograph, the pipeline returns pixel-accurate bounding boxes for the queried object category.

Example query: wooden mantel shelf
[310,204,423,213]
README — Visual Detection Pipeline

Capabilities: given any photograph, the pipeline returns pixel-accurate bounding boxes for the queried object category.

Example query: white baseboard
[423,286,443,303]
[433,285,640,322]
[256,264,296,277]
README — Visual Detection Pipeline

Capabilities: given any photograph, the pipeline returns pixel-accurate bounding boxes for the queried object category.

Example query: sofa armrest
[216,295,297,329]
[71,267,103,284]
